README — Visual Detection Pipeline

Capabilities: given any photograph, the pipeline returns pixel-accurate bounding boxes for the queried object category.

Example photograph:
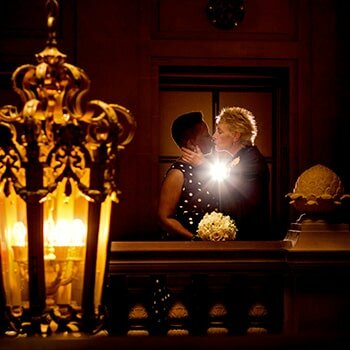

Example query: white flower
[230,156,240,167]
[197,211,237,241]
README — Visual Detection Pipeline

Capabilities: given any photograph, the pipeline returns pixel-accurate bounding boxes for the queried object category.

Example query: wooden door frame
[149,59,297,239]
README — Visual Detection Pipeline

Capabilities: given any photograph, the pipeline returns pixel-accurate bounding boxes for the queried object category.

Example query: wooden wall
[0,0,348,241]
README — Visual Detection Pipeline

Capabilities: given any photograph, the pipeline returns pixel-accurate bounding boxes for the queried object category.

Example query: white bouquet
[197,211,237,241]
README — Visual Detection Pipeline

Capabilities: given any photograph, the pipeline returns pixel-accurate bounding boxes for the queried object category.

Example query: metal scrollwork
[0,0,136,204]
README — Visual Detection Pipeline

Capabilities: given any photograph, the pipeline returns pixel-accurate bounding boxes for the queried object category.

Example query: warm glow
[0,0,135,333]
[209,160,230,182]
[94,196,112,307]
[12,219,86,249]
[12,221,27,246]
[10,217,87,305]
[46,219,86,247]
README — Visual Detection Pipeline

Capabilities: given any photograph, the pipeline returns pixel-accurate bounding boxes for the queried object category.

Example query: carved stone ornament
[167,301,189,336]
[206,0,245,30]
[127,303,150,336]
[285,164,350,214]
[207,302,229,335]
[247,302,268,334]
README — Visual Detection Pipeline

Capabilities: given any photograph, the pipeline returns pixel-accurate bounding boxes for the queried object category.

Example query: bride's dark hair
[171,111,204,147]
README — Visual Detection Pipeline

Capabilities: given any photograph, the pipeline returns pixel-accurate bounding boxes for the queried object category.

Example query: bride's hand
[181,146,206,166]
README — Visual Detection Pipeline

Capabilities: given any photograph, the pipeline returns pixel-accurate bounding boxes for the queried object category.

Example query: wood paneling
[0,0,346,241]
[153,0,298,41]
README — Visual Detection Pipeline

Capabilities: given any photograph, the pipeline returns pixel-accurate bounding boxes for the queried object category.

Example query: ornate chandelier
[0,0,135,336]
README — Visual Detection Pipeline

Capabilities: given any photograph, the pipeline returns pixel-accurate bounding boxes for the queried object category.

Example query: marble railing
[106,230,350,337]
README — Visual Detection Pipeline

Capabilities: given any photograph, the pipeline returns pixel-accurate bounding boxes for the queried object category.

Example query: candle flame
[12,219,86,248]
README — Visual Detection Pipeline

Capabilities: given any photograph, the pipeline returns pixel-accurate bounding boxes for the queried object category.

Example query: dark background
[0,0,349,241]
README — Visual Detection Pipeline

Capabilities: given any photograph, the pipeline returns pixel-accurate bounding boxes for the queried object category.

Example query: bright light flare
[209,160,230,182]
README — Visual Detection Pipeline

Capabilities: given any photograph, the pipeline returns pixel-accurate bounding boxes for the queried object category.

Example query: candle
[12,221,27,246]
[11,218,87,306]
[12,219,86,249]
